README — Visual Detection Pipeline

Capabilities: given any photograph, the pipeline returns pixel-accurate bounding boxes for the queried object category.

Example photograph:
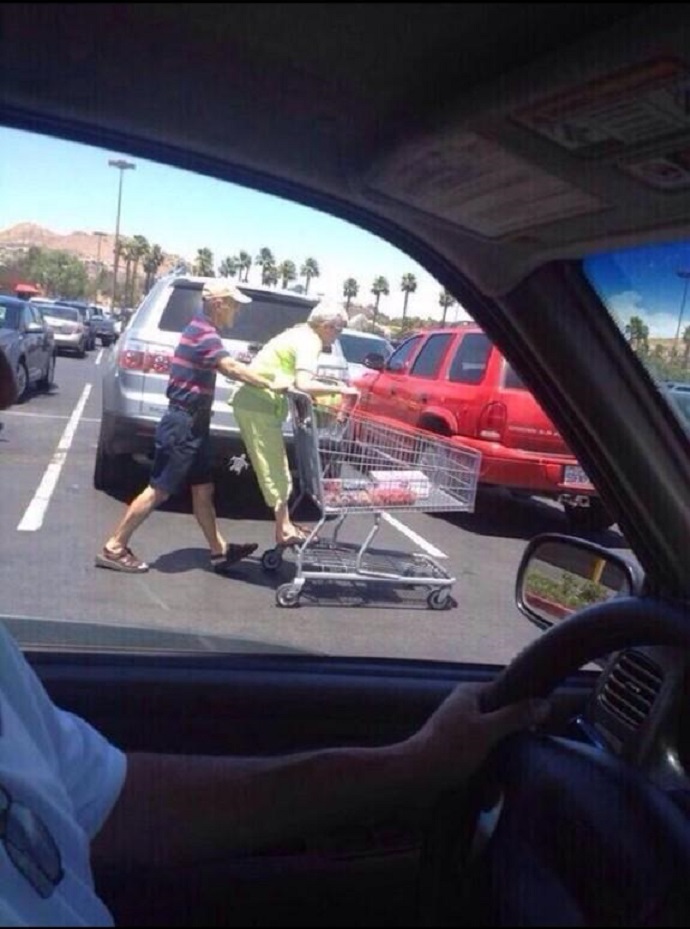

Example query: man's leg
[190,482,225,556]
[105,484,170,553]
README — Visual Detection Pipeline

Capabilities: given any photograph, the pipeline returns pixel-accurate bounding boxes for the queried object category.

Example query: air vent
[597,651,663,730]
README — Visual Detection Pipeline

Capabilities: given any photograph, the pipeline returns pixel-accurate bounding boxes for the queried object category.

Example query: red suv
[354,324,612,531]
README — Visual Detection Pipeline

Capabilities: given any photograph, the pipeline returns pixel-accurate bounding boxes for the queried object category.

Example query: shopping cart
[262,390,482,609]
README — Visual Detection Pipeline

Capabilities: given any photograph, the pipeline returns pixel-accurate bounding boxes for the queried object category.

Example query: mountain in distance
[0,222,182,273]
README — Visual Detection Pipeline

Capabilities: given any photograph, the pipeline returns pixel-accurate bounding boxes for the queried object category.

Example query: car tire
[563,498,614,533]
[94,431,126,491]
[14,360,28,402]
[77,342,87,358]
[38,353,56,390]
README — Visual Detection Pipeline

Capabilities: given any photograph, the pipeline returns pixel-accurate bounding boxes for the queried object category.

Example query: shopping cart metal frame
[261,391,481,609]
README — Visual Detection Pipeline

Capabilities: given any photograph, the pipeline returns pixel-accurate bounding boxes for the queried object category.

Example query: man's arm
[217,355,281,390]
[90,683,547,869]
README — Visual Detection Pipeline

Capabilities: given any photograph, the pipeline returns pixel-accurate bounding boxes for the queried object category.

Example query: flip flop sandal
[210,542,258,574]
[95,546,149,573]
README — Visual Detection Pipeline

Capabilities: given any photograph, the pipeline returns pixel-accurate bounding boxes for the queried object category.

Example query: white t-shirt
[0,622,126,926]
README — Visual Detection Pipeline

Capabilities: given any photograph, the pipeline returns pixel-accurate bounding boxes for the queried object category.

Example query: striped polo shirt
[166,312,229,412]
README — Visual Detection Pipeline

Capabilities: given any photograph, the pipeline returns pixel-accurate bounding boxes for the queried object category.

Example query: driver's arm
[91,684,547,868]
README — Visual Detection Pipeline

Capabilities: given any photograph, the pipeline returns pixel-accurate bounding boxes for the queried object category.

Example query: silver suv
[94,274,348,490]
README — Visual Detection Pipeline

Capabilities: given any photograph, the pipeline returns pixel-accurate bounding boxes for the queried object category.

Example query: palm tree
[218,256,239,277]
[255,247,275,284]
[624,315,649,354]
[194,248,215,277]
[264,263,279,287]
[143,243,165,293]
[400,273,417,330]
[371,276,389,324]
[278,260,297,289]
[343,278,359,311]
[236,251,252,282]
[301,257,320,294]
[439,288,456,325]
[128,234,149,306]
[120,239,138,308]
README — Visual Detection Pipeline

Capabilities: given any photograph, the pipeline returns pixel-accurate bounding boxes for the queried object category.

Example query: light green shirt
[232,323,322,416]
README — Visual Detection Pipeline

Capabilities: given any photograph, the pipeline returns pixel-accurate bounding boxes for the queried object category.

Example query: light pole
[108,158,136,310]
[673,268,690,356]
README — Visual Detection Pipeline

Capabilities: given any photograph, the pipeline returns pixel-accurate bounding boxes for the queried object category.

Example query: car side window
[386,336,422,371]
[29,305,45,328]
[447,332,492,384]
[410,333,453,378]
[503,361,527,390]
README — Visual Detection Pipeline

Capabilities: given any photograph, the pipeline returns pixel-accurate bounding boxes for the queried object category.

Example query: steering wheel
[418,596,690,927]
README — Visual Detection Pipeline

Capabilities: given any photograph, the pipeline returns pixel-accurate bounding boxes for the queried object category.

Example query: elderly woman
[232,302,357,546]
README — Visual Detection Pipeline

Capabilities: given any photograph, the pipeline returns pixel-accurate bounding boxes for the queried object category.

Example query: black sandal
[210,542,258,574]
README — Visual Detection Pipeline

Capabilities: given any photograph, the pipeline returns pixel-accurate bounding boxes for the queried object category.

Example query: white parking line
[17,384,93,532]
[2,410,100,423]
[380,511,448,559]
[94,349,104,365]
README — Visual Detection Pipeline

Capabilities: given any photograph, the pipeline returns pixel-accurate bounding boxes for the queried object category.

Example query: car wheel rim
[16,364,27,397]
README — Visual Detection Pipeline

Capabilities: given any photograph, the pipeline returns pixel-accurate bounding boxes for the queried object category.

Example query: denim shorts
[150,407,212,494]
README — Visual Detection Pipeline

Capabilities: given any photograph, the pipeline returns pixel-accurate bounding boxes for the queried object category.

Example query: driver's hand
[402,682,550,790]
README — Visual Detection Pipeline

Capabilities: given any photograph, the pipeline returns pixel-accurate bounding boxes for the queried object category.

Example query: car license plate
[563,464,594,488]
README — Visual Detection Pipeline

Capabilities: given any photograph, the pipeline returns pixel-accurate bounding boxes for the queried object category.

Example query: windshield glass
[584,243,690,432]
[339,333,392,363]
[0,124,663,668]
[42,306,80,322]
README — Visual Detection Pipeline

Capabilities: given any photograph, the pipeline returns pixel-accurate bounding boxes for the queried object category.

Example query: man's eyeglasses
[0,785,64,899]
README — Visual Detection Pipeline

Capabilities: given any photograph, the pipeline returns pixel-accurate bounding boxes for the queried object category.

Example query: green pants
[233,386,291,508]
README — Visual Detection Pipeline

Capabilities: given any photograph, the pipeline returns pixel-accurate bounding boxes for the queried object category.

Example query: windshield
[43,306,80,322]
[1,124,673,668]
[339,332,392,364]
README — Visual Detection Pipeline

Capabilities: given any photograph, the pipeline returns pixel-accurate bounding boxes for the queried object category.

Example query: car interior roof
[2,3,685,296]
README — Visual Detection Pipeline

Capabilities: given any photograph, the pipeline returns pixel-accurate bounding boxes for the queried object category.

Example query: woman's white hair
[307,302,349,327]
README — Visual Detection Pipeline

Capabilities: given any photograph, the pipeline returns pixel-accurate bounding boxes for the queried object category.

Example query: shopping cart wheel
[261,548,284,572]
[427,588,453,610]
[276,583,301,608]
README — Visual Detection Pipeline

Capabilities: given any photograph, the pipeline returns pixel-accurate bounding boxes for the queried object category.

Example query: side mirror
[363,352,385,371]
[516,533,640,631]
[25,322,45,333]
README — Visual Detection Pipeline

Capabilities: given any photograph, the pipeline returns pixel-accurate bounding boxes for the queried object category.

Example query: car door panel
[29,648,590,928]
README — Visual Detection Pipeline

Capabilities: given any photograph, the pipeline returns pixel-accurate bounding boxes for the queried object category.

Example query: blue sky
[585,242,690,339]
[0,126,469,322]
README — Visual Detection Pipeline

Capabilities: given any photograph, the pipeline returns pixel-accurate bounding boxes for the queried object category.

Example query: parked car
[354,324,610,530]
[661,381,690,428]
[89,312,117,347]
[38,303,89,357]
[0,294,56,400]
[54,300,97,350]
[6,5,690,928]
[94,275,349,490]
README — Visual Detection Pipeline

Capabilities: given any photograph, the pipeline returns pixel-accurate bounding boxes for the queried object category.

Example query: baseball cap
[201,279,252,304]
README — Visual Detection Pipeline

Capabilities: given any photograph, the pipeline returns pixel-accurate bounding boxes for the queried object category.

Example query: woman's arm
[294,369,357,396]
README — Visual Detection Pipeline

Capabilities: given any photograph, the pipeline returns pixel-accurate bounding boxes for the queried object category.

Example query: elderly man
[96,279,284,575]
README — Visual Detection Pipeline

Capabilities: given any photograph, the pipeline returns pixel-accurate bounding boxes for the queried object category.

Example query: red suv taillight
[478,401,507,441]
[117,339,173,374]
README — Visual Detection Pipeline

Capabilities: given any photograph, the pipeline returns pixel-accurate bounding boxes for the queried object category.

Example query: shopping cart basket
[262,390,481,609]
